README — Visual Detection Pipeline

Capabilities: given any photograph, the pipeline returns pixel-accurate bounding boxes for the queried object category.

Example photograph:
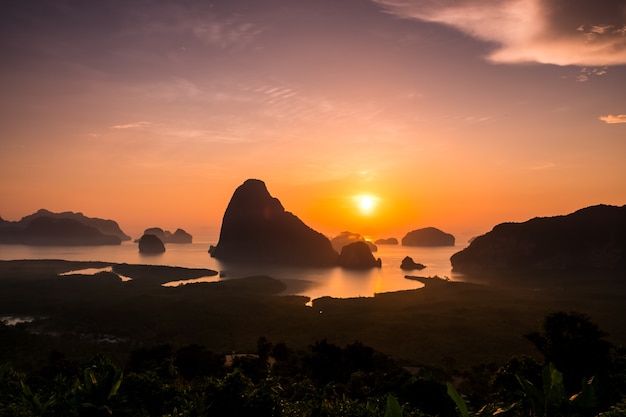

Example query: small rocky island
[337,241,382,269]
[138,234,166,254]
[331,231,377,253]
[402,227,455,247]
[450,204,626,272]
[400,256,426,271]
[209,179,339,266]
[0,209,128,246]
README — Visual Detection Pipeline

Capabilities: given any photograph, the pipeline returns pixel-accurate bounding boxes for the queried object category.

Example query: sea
[0,238,467,302]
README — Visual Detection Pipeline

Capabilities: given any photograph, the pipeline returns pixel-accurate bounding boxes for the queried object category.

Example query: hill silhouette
[451,204,626,272]
[0,209,130,245]
[0,216,121,246]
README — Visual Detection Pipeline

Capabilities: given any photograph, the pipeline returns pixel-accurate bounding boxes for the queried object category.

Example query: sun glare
[356,194,378,215]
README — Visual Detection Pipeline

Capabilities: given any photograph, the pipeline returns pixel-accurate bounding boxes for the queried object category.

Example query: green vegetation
[2,312,626,416]
[446,310,626,416]
[1,335,449,416]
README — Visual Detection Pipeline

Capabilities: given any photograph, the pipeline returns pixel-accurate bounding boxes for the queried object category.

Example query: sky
[1,0,625,242]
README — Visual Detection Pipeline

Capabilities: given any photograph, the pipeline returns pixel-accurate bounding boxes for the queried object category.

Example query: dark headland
[451,204,626,273]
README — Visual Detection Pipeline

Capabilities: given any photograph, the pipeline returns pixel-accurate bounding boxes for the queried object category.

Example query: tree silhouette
[525,311,612,397]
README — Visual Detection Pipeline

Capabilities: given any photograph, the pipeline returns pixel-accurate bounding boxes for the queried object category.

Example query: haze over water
[0,240,465,301]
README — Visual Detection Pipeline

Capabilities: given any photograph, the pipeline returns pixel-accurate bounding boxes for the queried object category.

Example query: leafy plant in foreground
[76,354,123,416]
[20,379,58,416]
[447,363,602,417]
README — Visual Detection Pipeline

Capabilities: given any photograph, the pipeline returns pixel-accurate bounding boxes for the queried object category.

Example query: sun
[355,194,378,215]
[360,196,374,211]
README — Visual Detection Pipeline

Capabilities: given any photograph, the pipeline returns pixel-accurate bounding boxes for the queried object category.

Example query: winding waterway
[0,239,467,300]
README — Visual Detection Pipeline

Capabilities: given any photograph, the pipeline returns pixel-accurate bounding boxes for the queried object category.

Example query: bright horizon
[1,1,625,243]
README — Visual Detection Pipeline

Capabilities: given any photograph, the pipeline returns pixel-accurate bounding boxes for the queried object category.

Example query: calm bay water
[0,239,467,301]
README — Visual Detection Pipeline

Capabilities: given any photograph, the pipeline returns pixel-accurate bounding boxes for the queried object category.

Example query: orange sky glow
[1,0,625,243]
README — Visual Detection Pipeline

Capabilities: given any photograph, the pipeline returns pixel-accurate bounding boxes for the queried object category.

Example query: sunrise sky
[1,0,625,242]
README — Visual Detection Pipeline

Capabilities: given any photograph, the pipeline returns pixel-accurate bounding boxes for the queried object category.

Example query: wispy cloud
[107,118,255,144]
[599,114,626,124]
[234,82,385,127]
[192,19,263,49]
[463,115,493,123]
[114,1,266,52]
[529,162,556,170]
[373,0,626,66]
[110,121,151,129]
[131,78,203,102]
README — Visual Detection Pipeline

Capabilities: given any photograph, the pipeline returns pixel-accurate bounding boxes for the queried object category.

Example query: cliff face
[450,205,626,272]
[209,179,338,266]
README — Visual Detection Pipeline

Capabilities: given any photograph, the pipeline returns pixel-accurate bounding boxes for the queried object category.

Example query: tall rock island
[209,179,339,266]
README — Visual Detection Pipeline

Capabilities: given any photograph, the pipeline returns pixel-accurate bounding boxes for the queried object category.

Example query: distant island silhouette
[402,227,455,247]
[0,209,128,246]
[451,204,626,272]
[374,237,398,245]
[135,227,193,244]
